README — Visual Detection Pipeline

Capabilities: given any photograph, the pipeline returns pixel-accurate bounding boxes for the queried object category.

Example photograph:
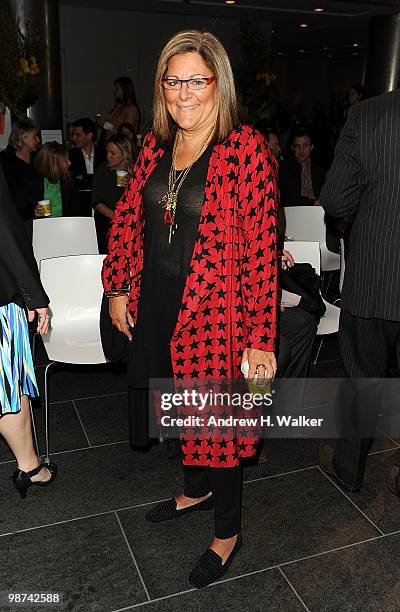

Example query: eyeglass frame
[161,76,216,90]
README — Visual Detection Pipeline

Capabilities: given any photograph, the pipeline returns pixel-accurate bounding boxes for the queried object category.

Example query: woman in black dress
[103,30,278,587]
[0,166,57,498]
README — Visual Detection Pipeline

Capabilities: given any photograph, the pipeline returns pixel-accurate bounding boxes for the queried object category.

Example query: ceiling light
[299,23,309,28]
[299,49,305,53]
[323,46,329,51]
[277,51,283,55]
[328,54,333,58]
[225,0,236,4]
[314,7,324,12]
[352,42,359,47]
[353,52,358,56]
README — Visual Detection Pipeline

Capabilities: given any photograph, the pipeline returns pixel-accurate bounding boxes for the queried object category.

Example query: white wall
[60,6,244,131]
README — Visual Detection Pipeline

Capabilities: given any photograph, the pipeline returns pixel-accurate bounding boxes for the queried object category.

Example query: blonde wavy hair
[152,30,241,144]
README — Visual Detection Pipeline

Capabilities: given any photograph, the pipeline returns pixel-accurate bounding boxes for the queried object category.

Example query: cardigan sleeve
[238,128,278,352]
[101,133,153,293]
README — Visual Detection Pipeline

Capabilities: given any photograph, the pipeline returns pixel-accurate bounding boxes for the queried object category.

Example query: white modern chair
[40,254,107,462]
[32,217,99,269]
[284,240,340,365]
[283,206,340,273]
[31,217,99,363]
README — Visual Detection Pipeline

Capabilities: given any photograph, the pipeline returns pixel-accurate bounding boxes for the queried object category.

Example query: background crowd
[0,74,365,256]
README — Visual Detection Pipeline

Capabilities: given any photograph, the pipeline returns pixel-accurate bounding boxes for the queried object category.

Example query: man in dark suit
[319,90,400,494]
[279,126,326,207]
[69,117,105,216]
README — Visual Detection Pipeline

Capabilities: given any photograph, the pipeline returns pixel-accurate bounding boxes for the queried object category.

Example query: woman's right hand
[34,204,46,217]
[109,295,134,341]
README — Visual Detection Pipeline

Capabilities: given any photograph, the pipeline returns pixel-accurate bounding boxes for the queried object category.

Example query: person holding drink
[91,134,134,253]
[33,142,79,218]
[102,30,278,587]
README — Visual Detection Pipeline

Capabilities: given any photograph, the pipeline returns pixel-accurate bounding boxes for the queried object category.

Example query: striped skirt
[0,303,38,416]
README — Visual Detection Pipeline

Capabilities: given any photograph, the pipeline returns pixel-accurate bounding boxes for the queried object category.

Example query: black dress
[128,146,212,388]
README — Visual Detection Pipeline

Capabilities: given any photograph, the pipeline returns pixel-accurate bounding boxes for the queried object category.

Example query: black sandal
[188,535,242,589]
[12,463,57,499]
[145,495,214,523]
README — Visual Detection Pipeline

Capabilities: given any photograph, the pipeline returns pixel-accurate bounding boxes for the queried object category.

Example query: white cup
[38,199,52,217]
[116,170,128,187]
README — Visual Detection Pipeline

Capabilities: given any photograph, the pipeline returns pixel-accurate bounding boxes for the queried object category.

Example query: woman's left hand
[242,348,277,386]
[28,307,51,334]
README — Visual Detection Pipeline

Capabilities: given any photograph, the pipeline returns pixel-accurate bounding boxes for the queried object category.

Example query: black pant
[272,307,317,416]
[129,388,242,538]
[183,465,242,539]
[277,306,317,378]
[334,310,400,486]
[128,387,152,447]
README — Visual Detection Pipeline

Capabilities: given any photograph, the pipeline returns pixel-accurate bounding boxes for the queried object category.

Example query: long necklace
[159,125,214,244]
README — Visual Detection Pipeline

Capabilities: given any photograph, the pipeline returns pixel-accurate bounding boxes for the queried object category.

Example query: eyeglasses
[161,76,216,90]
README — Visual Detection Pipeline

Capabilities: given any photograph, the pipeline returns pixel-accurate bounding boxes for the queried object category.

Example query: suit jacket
[321,90,400,321]
[102,126,278,467]
[279,156,326,206]
[68,145,105,191]
[0,166,49,309]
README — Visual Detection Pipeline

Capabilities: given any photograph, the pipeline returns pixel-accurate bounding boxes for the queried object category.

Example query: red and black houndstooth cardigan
[102,124,278,467]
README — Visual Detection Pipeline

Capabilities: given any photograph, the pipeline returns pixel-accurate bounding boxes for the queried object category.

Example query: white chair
[283,206,340,273]
[40,254,107,462]
[32,217,99,269]
[284,240,340,365]
[31,216,99,364]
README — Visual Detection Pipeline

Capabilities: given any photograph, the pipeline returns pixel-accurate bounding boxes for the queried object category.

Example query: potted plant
[0,4,40,120]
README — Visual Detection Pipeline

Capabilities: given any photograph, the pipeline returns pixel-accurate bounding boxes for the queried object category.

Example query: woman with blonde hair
[34,142,79,217]
[102,30,278,587]
[91,134,134,253]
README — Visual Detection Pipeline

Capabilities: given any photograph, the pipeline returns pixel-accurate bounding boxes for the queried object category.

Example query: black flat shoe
[145,495,214,523]
[188,535,242,589]
[12,462,57,499]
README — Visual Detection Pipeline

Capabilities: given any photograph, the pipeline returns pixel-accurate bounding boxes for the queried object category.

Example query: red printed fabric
[102,124,279,467]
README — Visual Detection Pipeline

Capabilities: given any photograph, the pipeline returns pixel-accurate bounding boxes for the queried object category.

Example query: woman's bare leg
[0,396,50,482]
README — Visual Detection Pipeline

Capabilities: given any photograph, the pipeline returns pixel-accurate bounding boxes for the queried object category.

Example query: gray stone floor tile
[283,531,400,611]
[0,443,181,535]
[0,514,147,611]
[118,469,378,599]
[131,569,304,611]
[75,393,129,446]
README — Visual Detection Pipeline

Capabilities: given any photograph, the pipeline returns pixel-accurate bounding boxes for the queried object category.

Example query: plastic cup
[116,170,128,187]
[38,199,52,217]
